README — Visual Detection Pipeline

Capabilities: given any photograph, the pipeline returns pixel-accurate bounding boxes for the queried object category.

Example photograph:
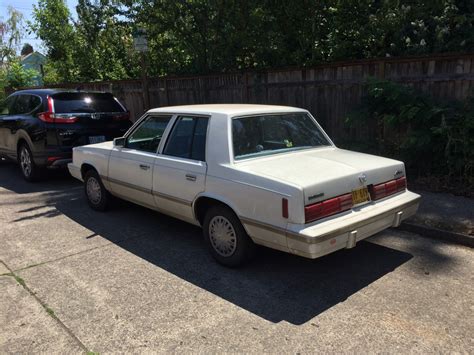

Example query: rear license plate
[89,136,106,144]
[352,187,370,205]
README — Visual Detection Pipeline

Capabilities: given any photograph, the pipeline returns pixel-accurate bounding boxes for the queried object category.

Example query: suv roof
[11,88,110,96]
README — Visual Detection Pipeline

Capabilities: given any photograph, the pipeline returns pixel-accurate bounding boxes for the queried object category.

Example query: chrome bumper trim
[241,196,421,245]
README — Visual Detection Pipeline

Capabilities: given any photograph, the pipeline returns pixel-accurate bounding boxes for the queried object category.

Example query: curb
[399,222,474,248]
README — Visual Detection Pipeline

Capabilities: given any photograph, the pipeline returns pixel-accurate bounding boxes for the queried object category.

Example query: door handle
[185,174,197,181]
[139,164,150,170]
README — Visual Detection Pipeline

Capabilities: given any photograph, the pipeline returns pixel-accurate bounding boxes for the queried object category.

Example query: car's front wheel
[203,205,255,267]
[84,170,110,211]
[18,144,40,182]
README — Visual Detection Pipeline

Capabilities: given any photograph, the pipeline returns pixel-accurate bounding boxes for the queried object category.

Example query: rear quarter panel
[202,166,303,253]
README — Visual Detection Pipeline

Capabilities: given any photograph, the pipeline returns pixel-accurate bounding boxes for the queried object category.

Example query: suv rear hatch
[41,92,132,148]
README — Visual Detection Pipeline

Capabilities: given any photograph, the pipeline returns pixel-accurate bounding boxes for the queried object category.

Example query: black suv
[0,89,132,181]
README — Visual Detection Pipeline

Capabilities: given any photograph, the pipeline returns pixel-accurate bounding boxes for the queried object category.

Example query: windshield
[232,113,331,160]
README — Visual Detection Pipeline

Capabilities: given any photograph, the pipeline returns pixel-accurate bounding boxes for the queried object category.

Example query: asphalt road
[1,160,473,353]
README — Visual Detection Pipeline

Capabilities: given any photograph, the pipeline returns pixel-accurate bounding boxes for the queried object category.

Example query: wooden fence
[19,52,474,142]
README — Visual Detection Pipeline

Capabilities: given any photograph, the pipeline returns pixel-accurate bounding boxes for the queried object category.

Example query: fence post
[141,52,150,110]
[242,72,249,103]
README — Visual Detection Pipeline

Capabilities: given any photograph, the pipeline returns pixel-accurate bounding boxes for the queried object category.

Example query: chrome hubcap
[209,216,237,257]
[86,177,102,205]
[20,148,31,176]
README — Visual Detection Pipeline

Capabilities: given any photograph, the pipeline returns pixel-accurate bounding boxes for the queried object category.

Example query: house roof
[21,51,47,63]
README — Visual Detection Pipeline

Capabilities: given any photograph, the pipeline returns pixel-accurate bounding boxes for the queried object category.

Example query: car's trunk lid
[236,147,405,205]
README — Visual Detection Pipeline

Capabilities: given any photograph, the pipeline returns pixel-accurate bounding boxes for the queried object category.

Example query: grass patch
[45,306,55,317]
[14,275,26,287]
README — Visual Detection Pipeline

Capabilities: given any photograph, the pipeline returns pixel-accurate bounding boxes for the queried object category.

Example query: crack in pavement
[10,231,149,274]
[1,259,89,353]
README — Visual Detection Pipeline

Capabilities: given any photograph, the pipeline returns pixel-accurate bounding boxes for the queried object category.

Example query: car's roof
[148,104,307,116]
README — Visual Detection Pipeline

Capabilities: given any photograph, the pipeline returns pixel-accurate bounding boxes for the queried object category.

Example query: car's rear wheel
[84,170,109,211]
[203,205,255,267]
[19,144,40,182]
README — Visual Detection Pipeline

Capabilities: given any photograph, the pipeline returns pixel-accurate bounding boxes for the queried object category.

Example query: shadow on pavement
[0,158,80,194]
[1,162,414,325]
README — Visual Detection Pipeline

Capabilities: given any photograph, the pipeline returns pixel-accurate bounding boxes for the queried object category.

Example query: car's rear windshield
[52,93,124,113]
[232,113,331,160]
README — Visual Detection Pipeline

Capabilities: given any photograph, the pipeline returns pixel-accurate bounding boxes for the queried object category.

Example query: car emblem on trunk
[359,173,367,184]
[91,113,99,120]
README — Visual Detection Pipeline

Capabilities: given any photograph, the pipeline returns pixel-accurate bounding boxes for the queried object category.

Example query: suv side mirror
[113,137,125,147]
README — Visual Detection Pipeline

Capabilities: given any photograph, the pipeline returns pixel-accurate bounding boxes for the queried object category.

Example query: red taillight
[38,112,78,123]
[305,193,353,223]
[38,111,55,123]
[369,176,406,201]
[47,95,54,111]
[113,112,130,121]
[47,156,62,164]
[38,96,77,123]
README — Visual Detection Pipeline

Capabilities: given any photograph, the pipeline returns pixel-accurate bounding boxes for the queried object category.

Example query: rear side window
[52,93,124,113]
[11,95,41,114]
[163,116,208,161]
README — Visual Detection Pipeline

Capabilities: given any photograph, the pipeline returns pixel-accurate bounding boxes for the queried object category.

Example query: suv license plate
[89,136,106,144]
[352,187,370,205]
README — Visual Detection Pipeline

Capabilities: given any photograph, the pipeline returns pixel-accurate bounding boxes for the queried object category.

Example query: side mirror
[113,137,125,147]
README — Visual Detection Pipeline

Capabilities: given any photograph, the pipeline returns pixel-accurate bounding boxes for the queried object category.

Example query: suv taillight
[369,177,406,201]
[37,96,78,123]
[38,112,78,123]
[305,193,353,223]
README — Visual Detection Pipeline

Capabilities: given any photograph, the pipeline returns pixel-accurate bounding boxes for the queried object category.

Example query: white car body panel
[68,104,421,259]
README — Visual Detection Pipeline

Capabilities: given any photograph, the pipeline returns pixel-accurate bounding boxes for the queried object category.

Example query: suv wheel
[203,205,255,267]
[19,144,40,182]
[84,170,110,211]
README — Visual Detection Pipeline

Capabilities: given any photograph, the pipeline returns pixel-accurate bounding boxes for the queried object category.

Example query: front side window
[232,113,331,160]
[163,116,208,161]
[126,115,172,153]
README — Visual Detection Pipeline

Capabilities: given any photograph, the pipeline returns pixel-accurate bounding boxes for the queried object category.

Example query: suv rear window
[52,93,124,113]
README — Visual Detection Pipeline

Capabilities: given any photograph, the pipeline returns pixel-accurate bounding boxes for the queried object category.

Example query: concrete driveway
[1,160,473,353]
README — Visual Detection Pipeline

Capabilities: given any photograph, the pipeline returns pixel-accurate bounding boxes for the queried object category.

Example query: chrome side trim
[101,175,151,194]
[152,190,192,206]
[240,217,287,236]
[240,196,421,245]
[101,175,192,206]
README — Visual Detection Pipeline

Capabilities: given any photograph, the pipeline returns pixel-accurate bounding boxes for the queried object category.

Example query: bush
[344,79,474,196]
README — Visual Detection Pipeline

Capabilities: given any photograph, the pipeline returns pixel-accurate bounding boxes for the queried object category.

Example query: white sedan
[68,104,420,266]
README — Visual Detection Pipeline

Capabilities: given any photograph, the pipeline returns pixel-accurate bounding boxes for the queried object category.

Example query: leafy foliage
[345,79,474,194]
[5,61,38,90]
[0,8,38,99]
[0,7,24,65]
[28,0,474,82]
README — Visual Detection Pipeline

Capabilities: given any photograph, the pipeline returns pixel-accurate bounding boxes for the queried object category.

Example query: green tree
[30,0,78,82]
[6,61,38,89]
[0,6,24,64]
[30,0,474,80]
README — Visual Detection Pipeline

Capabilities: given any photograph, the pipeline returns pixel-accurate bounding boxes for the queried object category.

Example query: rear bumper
[33,150,72,168]
[286,190,421,258]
